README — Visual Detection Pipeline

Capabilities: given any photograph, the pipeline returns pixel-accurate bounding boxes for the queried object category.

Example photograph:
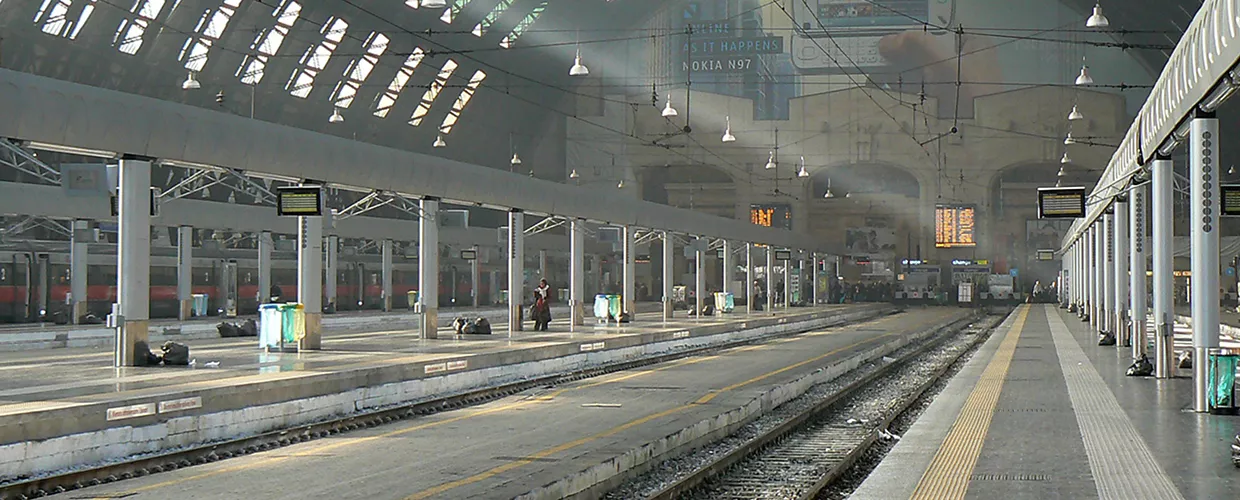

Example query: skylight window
[330,31,390,109]
[472,0,513,37]
[374,47,426,118]
[500,1,545,48]
[440,0,471,24]
[177,0,244,72]
[35,0,97,40]
[439,70,486,135]
[409,59,458,126]
[285,16,349,98]
[237,0,301,84]
[114,0,168,54]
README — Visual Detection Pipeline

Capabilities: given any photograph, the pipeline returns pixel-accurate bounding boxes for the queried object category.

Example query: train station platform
[0,303,891,484]
[852,304,1239,500]
[0,304,577,352]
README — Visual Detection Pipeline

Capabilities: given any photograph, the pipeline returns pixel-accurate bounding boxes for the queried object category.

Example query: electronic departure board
[277,186,324,216]
[750,203,792,230]
[1037,186,1087,218]
[935,205,976,248]
[1036,249,1056,261]
[1222,184,1240,216]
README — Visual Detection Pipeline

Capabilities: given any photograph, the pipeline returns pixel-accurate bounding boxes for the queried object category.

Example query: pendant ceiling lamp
[722,117,736,143]
[1086,3,1110,28]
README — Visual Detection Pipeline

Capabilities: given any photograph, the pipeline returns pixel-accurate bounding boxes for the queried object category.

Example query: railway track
[0,308,893,500]
[621,309,1008,500]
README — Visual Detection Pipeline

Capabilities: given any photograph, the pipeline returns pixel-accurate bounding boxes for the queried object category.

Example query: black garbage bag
[217,322,241,338]
[617,312,633,323]
[1178,350,1193,369]
[240,319,258,337]
[1098,332,1116,346]
[472,317,492,335]
[161,341,190,366]
[1126,354,1154,377]
[133,340,163,366]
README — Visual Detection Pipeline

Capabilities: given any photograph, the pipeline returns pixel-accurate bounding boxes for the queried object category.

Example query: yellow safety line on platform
[909,306,1029,500]
[405,316,916,499]
[104,312,900,498]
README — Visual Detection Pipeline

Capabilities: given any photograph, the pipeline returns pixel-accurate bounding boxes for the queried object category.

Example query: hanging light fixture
[1064,132,1077,145]
[844,192,852,198]
[511,153,522,166]
[617,178,625,189]
[824,178,834,198]
[433,135,446,148]
[1075,63,1094,86]
[1061,152,1073,164]
[422,0,447,8]
[722,117,736,143]
[1058,166,1067,178]
[569,169,580,179]
[1230,165,1236,175]
[1056,179,1063,187]
[764,151,777,170]
[329,107,345,123]
[1086,2,1109,28]
[662,97,678,117]
[797,156,809,178]
[569,49,590,76]
[1068,105,1084,121]
[182,71,201,90]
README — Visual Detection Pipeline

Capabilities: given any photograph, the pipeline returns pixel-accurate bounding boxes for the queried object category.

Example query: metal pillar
[745,243,755,313]
[662,231,674,320]
[539,249,548,281]
[471,246,481,309]
[324,234,337,311]
[784,254,792,310]
[722,240,734,300]
[258,231,273,305]
[419,198,440,339]
[1131,182,1148,358]
[1104,212,1116,335]
[1114,200,1129,348]
[1093,224,1104,332]
[508,210,524,333]
[176,226,193,320]
[114,158,150,367]
[1152,156,1175,378]
[570,219,585,327]
[695,239,705,316]
[766,248,775,312]
[1190,115,1220,412]
[70,220,89,324]
[811,253,819,305]
[297,213,323,350]
[381,239,393,312]
[622,226,636,318]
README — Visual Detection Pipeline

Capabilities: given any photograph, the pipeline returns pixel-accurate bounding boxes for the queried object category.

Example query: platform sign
[109,187,160,217]
[1222,184,1240,216]
[1037,186,1087,218]
[1036,249,1055,261]
[774,250,792,261]
[277,186,324,216]
[935,204,976,248]
[459,250,477,261]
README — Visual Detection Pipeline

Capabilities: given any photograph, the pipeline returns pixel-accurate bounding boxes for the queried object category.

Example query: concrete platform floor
[852,304,1240,500]
[66,307,973,500]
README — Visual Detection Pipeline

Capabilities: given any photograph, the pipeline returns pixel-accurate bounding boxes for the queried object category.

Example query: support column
[766,247,775,312]
[811,253,819,305]
[539,249,548,281]
[784,253,792,310]
[662,232,674,320]
[745,243,754,313]
[177,225,193,320]
[1152,155,1176,378]
[722,240,734,300]
[1104,212,1116,335]
[297,213,323,350]
[622,226,636,318]
[471,246,481,309]
[1114,200,1129,348]
[1093,223,1104,332]
[114,158,150,367]
[570,220,585,327]
[695,238,704,316]
[419,198,440,339]
[381,239,393,312]
[1131,182,1148,358]
[70,220,89,324]
[258,231,273,305]
[324,235,337,311]
[1190,115,1220,412]
[508,210,524,333]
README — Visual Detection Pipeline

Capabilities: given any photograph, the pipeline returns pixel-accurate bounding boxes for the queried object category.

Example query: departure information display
[935,205,976,248]
[1222,184,1240,216]
[1037,186,1087,218]
[750,203,792,230]
[277,186,324,216]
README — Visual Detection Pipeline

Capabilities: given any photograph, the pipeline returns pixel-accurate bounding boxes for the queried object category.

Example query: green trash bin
[1208,348,1239,415]
[278,303,305,344]
[608,294,622,318]
[407,290,419,310]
